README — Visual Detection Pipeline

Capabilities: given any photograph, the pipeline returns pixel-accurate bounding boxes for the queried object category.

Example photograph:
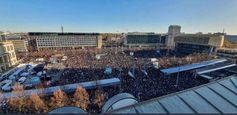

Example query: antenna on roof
[61,26,64,33]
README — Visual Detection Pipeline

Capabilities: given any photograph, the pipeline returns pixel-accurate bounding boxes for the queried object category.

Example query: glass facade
[176,43,211,54]
[126,34,162,44]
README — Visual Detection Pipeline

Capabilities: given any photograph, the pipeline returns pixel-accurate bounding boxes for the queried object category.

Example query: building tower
[61,26,64,33]
[166,25,181,48]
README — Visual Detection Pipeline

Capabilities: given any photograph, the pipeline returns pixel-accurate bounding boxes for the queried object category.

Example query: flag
[128,71,135,79]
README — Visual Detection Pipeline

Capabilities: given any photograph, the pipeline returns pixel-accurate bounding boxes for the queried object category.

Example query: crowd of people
[48,48,218,112]
[13,47,221,113]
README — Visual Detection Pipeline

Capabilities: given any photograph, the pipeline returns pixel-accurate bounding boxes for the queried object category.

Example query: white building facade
[29,32,102,51]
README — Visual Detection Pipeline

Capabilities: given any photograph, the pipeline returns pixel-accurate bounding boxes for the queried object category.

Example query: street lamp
[175,60,182,87]
[117,68,123,93]
[130,51,141,101]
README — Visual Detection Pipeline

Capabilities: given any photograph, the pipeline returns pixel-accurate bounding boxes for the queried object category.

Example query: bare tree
[29,93,48,113]
[12,83,24,94]
[9,83,28,113]
[35,83,44,89]
[50,89,68,109]
[73,86,89,110]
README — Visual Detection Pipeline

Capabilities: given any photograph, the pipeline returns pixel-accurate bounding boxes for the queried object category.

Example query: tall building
[166,25,181,48]
[124,32,166,47]
[0,41,17,72]
[28,32,102,51]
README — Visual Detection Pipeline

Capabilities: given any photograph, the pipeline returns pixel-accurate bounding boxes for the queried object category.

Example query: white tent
[104,67,112,74]
[151,58,157,62]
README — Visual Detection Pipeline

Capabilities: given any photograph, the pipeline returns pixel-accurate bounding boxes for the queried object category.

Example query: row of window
[9,52,16,59]
[0,56,8,63]
[0,52,16,64]
[4,45,14,52]
[38,43,97,47]
[126,35,162,44]
[33,36,97,40]
[37,40,96,43]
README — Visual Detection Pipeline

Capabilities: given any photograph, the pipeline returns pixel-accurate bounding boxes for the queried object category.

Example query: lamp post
[118,68,123,93]
[175,60,182,87]
[130,52,135,78]
[175,67,180,87]
[130,51,140,101]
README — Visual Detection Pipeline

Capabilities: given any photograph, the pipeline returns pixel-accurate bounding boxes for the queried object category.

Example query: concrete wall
[208,35,224,48]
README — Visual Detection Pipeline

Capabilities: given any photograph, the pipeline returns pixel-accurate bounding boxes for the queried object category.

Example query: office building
[1,33,29,52]
[224,35,237,42]
[174,34,224,54]
[166,25,181,48]
[28,32,102,51]
[6,40,28,52]
[4,33,22,40]
[0,41,17,72]
[124,32,166,47]
[217,48,237,59]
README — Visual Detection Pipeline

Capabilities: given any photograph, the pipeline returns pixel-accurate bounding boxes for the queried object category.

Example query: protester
[14,47,216,113]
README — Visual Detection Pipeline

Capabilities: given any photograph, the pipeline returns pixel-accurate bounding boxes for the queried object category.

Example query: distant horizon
[2,29,234,35]
[1,0,237,35]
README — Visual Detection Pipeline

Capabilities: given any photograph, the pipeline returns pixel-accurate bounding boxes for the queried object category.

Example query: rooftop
[109,75,237,114]
[49,106,87,114]
[28,32,100,36]
[161,59,227,75]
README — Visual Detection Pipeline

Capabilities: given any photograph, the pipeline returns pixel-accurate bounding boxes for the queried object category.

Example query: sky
[0,0,237,34]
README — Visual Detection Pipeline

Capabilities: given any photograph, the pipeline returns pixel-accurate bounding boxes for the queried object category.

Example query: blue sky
[0,0,237,34]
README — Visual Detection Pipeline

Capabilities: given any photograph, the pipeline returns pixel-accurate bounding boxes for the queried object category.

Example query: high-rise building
[166,25,181,48]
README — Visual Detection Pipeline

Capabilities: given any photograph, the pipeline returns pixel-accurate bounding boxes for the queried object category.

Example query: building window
[12,53,15,58]
[7,46,10,51]
[10,45,13,51]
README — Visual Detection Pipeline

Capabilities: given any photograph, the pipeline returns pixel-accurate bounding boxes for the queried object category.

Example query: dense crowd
[13,47,220,113]
[48,48,217,112]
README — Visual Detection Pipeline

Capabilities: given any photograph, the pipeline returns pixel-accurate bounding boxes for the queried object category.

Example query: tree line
[0,83,106,113]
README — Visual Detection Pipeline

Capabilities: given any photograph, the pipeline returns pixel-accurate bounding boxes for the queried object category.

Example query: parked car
[2,80,13,92]
[18,77,27,84]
